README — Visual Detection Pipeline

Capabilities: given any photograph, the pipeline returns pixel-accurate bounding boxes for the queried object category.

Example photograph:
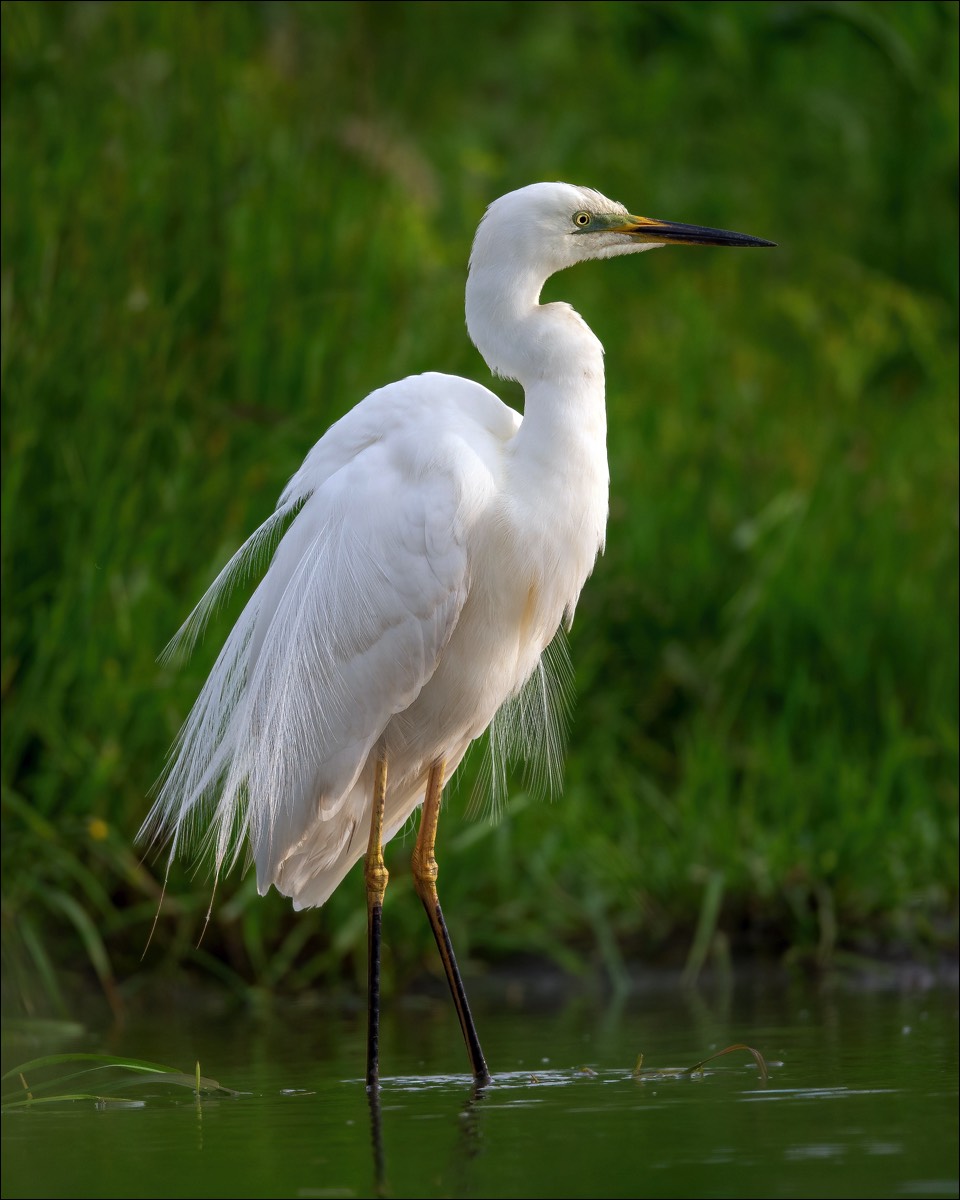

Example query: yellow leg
[412,759,490,1082]
[365,756,389,1090]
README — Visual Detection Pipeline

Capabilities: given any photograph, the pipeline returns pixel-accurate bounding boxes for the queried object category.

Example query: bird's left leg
[365,755,389,1091]
[412,759,490,1082]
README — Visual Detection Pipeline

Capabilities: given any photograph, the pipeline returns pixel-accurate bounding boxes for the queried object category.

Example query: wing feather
[141,374,512,895]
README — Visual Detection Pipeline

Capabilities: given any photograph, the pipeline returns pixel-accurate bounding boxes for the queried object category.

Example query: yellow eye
[573,211,592,227]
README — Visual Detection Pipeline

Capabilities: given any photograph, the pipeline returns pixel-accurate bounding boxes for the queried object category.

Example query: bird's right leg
[365,755,389,1091]
[412,759,491,1082]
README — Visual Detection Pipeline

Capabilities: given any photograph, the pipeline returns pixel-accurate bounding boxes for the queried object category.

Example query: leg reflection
[367,1083,387,1198]
[364,1076,492,1197]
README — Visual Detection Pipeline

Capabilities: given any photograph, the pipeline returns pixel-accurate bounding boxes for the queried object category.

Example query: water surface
[3,971,957,1198]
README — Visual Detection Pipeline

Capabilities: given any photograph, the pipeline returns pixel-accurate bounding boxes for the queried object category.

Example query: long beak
[613,214,776,248]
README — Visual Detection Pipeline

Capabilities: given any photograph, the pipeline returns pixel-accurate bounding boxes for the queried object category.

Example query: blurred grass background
[2,0,957,1017]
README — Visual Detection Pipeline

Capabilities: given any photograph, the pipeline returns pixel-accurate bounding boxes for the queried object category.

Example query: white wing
[141,373,520,896]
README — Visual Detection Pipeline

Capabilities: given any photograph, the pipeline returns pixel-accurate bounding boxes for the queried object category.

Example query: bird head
[471,181,775,279]
[465,182,774,384]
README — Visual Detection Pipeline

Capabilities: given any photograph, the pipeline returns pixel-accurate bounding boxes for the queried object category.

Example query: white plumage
[142,181,772,919]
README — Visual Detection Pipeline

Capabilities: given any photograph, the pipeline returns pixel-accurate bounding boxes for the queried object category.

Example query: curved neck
[466,260,605,384]
[465,258,607,476]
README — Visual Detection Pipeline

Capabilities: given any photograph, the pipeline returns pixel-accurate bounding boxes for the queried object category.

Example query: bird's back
[261,358,610,908]
[146,371,562,907]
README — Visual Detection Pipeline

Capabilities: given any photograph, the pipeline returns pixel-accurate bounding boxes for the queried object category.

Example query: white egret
[142,182,774,1086]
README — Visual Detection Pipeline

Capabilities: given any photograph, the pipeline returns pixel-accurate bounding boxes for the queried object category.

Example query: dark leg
[365,756,389,1090]
[411,759,491,1082]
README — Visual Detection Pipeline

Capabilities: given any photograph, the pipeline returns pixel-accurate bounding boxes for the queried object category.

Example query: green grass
[1,1053,238,1107]
[1,0,956,1015]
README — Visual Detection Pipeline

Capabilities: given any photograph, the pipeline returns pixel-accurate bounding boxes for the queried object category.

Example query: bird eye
[573,211,592,228]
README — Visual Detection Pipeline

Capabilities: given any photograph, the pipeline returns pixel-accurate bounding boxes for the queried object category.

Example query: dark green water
[3,973,957,1198]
